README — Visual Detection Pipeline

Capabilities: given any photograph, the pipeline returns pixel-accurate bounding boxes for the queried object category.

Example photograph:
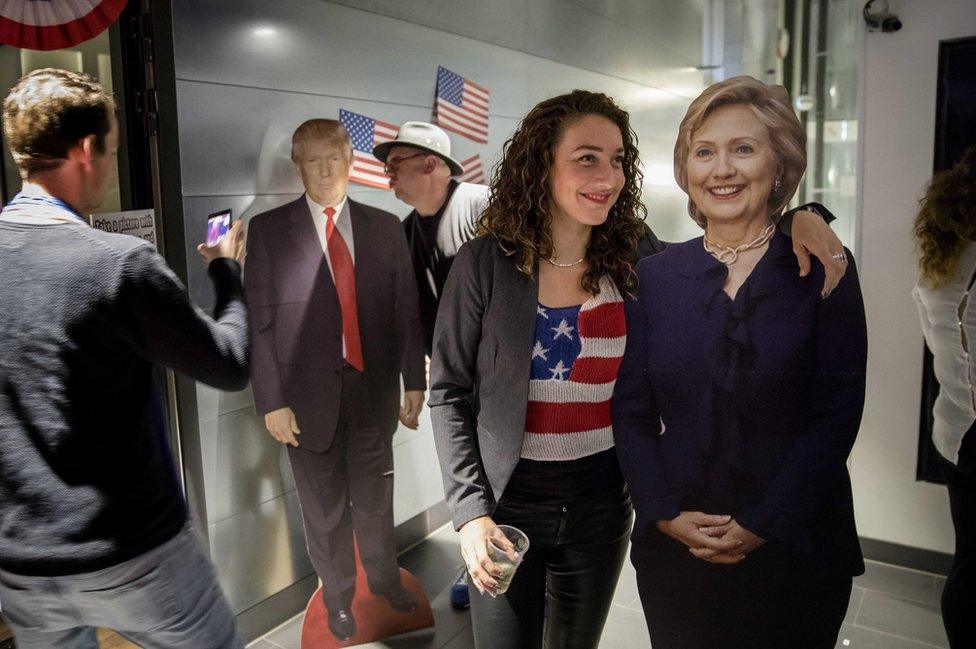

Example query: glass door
[0,31,122,210]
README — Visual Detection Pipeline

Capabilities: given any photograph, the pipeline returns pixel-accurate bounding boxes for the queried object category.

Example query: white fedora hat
[373,121,465,176]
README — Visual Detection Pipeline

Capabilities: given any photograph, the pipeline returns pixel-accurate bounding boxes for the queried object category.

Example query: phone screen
[206,209,232,247]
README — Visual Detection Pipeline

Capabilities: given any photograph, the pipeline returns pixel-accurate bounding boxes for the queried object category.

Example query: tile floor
[247,525,951,649]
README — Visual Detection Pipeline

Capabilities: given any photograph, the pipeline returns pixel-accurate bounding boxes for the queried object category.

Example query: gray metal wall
[168,0,719,617]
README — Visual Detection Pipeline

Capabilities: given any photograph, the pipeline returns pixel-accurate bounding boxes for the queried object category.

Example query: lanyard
[0,191,88,225]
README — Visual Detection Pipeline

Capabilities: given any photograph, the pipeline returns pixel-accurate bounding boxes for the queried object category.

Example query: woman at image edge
[613,76,867,648]
[913,146,976,648]
[428,87,847,649]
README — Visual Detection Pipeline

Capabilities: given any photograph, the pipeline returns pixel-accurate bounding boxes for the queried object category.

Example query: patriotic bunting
[0,0,127,51]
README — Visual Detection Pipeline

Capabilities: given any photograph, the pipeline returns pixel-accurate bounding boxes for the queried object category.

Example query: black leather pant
[940,429,976,649]
[469,450,633,649]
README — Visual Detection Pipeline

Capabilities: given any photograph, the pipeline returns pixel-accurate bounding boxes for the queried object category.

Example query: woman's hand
[459,516,503,596]
[657,512,744,563]
[790,209,848,298]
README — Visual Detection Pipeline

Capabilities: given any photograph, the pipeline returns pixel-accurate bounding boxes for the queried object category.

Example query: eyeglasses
[383,152,427,175]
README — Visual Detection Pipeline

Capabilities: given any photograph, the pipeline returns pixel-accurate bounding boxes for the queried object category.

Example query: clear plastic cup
[486,524,530,594]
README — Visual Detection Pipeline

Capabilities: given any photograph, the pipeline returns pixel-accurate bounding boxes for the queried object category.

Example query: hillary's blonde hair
[674,75,807,227]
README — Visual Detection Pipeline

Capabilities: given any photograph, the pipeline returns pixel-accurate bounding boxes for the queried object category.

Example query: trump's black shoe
[327,606,356,640]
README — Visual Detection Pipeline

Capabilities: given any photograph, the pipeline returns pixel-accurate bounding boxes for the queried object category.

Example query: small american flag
[434,66,489,144]
[339,109,398,190]
[457,154,486,184]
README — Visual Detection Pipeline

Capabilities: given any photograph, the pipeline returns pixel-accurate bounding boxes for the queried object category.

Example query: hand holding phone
[198,209,244,266]
[206,209,232,247]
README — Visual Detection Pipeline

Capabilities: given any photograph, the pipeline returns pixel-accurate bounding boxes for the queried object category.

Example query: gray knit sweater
[0,218,248,575]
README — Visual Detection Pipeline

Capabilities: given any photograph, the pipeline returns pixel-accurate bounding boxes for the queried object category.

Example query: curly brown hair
[914,146,976,288]
[478,90,646,294]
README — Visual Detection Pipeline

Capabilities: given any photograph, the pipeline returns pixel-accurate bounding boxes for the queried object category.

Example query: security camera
[863,0,902,33]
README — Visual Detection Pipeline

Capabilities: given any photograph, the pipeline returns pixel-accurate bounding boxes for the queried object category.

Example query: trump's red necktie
[325,207,363,371]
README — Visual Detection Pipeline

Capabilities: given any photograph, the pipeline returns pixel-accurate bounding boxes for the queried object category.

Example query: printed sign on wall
[90,208,156,248]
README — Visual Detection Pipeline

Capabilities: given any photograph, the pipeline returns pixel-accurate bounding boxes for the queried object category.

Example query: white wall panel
[391,428,449,527]
[176,79,518,199]
[208,489,313,613]
[852,0,976,554]
[172,0,531,117]
[329,0,706,85]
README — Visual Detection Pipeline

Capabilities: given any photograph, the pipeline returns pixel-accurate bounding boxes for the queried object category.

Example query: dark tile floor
[248,525,950,649]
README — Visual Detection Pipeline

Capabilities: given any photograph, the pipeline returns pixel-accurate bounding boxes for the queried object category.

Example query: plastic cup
[486,524,530,594]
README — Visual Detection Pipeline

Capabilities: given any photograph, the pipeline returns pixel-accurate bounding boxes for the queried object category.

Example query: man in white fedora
[374,122,488,358]
[374,122,485,610]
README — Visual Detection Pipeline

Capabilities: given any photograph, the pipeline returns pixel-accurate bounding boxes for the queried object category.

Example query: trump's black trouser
[287,363,399,611]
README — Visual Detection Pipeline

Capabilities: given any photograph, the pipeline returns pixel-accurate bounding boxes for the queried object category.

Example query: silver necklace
[703,222,776,266]
[547,254,586,268]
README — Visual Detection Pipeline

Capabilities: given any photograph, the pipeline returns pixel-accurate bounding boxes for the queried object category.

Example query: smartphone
[205,209,232,247]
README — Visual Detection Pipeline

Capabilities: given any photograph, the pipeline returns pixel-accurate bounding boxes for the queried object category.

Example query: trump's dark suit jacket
[245,196,426,453]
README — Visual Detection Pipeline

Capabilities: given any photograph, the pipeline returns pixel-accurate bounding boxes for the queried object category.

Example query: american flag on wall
[434,66,490,144]
[338,109,398,190]
[457,154,486,184]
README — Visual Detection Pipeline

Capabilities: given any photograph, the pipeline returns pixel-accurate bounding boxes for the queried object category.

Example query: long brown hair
[478,90,646,294]
[914,147,976,288]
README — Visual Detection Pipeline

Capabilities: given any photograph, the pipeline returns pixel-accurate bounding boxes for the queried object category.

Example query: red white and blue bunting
[0,0,127,51]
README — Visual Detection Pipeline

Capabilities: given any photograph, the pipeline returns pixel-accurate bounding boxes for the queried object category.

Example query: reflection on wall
[170,0,780,615]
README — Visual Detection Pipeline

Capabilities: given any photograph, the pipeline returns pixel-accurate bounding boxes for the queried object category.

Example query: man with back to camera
[0,69,248,648]
[245,119,426,641]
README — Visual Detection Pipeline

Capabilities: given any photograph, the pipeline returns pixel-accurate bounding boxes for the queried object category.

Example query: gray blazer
[428,229,664,529]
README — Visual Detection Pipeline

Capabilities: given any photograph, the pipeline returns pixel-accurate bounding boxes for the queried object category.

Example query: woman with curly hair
[428,89,844,649]
[913,146,976,648]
